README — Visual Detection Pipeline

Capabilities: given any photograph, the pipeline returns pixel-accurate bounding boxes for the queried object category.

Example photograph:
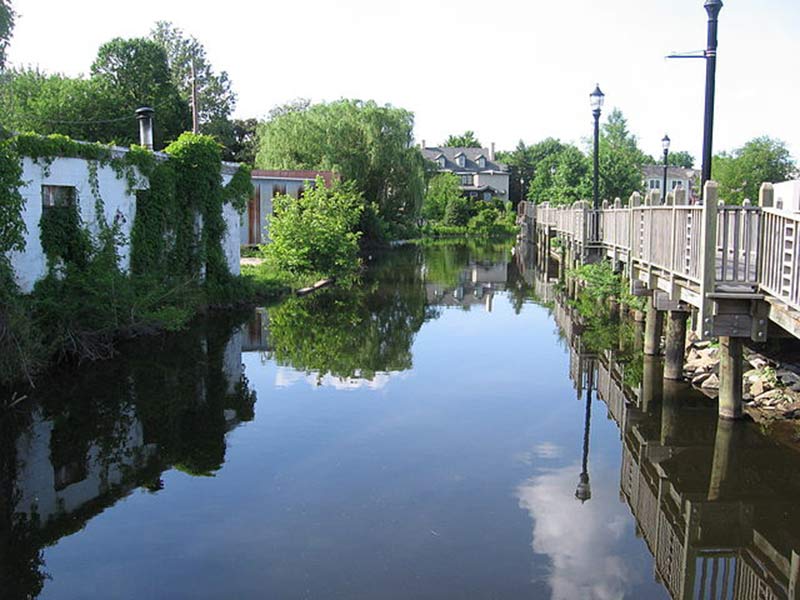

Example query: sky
[8,0,800,163]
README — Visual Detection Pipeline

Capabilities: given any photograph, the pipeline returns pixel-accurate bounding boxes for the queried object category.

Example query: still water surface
[3,242,799,599]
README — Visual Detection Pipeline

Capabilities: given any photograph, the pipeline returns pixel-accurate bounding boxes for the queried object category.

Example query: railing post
[758,182,774,208]
[698,181,719,338]
[628,191,641,293]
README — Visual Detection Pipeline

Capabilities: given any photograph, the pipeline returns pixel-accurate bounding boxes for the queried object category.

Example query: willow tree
[256,99,426,239]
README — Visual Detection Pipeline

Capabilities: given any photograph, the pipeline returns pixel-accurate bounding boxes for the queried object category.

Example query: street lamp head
[589,84,604,115]
[662,134,671,152]
[704,0,723,20]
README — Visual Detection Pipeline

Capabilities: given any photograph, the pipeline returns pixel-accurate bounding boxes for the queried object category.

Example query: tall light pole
[590,84,604,241]
[666,1,723,198]
[590,85,604,211]
[701,0,722,189]
[661,134,671,202]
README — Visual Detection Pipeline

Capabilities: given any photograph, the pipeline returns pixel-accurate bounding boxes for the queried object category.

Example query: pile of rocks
[682,334,800,421]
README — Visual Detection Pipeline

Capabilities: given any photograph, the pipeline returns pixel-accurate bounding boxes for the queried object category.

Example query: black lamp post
[701,0,723,190]
[590,85,604,214]
[661,134,671,202]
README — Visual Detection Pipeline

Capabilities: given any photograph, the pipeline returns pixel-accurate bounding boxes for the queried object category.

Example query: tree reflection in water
[260,242,515,384]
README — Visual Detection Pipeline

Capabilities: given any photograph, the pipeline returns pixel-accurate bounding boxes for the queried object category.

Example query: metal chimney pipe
[135,106,155,150]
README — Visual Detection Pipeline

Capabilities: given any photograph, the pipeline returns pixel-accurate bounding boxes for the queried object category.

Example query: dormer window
[436,154,446,168]
[476,155,486,169]
[455,152,466,168]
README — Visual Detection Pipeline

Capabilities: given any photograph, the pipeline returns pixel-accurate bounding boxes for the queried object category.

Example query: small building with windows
[421,144,510,201]
[642,165,698,201]
[242,169,338,246]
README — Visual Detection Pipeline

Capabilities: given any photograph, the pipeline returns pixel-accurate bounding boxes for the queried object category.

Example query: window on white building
[648,179,660,190]
[42,185,75,208]
[477,156,486,168]
[460,174,474,186]
[437,156,446,168]
[456,154,466,168]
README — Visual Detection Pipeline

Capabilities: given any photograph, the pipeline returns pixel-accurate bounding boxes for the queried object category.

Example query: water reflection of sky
[518,460,646,600]
[29,247,670,600]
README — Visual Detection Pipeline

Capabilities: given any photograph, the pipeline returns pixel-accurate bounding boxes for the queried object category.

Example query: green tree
[0,0,14,70]
[150,22,237,140]
[443,130,481,148]
[667,150,694,168]
[423,172,462,222]
[227,118,259,164]
[0,69,113,140]
[91,37,191,147]
[528,143,590,206]
[256,99,425,237]
[712,136,797,204]
[592,108,648,201]
[266,178,364,276]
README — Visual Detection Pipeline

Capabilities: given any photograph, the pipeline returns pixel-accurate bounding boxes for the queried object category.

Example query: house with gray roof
[642,165,698,202]
[421,143,510,201]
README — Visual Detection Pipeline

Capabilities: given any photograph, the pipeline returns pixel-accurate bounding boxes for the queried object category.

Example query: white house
[642,165,698,201]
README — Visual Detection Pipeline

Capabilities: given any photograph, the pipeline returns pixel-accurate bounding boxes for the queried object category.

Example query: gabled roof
[641,165,697,179]
[421,146,507,173]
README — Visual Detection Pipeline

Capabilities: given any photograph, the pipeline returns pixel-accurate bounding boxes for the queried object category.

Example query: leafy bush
[265,178,364,276]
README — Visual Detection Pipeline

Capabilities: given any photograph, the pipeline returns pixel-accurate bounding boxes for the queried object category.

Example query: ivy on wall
[0,131,253,388]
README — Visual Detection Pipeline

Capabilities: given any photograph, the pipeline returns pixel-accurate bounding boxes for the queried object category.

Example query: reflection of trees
[265,241,516,382]
[267,248,430,381]
[0,311,254,598]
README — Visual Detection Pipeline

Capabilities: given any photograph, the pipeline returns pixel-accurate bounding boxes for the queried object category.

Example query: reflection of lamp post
[575,363,594,503]
[661,134,671,202]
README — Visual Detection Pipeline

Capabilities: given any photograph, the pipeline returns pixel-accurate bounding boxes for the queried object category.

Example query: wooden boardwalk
[518,181,800,342]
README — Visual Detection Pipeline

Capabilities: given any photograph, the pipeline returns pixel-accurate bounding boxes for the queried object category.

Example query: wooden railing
[522,181,800,315]
[760,208,800,311]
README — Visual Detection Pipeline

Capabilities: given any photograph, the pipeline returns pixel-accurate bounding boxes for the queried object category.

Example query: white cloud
[517,463,642,599]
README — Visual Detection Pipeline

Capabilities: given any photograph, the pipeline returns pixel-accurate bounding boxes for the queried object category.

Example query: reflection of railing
[545,285,800,600]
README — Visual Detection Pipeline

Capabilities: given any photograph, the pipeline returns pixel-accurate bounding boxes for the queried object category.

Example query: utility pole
[190,60,199,135]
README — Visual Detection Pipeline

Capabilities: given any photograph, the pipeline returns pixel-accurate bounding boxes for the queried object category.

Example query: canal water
[3,241,800,599]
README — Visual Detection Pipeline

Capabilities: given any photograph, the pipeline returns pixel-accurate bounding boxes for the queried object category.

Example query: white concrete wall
[10,156,243,291]
[10,157,146,293]
[475,172,510,200]
[220,171,242,276]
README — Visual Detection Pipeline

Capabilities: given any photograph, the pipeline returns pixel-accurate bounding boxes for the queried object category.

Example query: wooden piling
[718,336,743,419]
[664,311,689,380]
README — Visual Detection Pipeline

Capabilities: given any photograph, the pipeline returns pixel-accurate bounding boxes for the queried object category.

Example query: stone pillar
[644,296,664,356]
[664,311,689,380]
[719,336,743,419]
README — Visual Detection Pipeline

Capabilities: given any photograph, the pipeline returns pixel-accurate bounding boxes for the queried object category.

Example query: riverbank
[682,333,800,426]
